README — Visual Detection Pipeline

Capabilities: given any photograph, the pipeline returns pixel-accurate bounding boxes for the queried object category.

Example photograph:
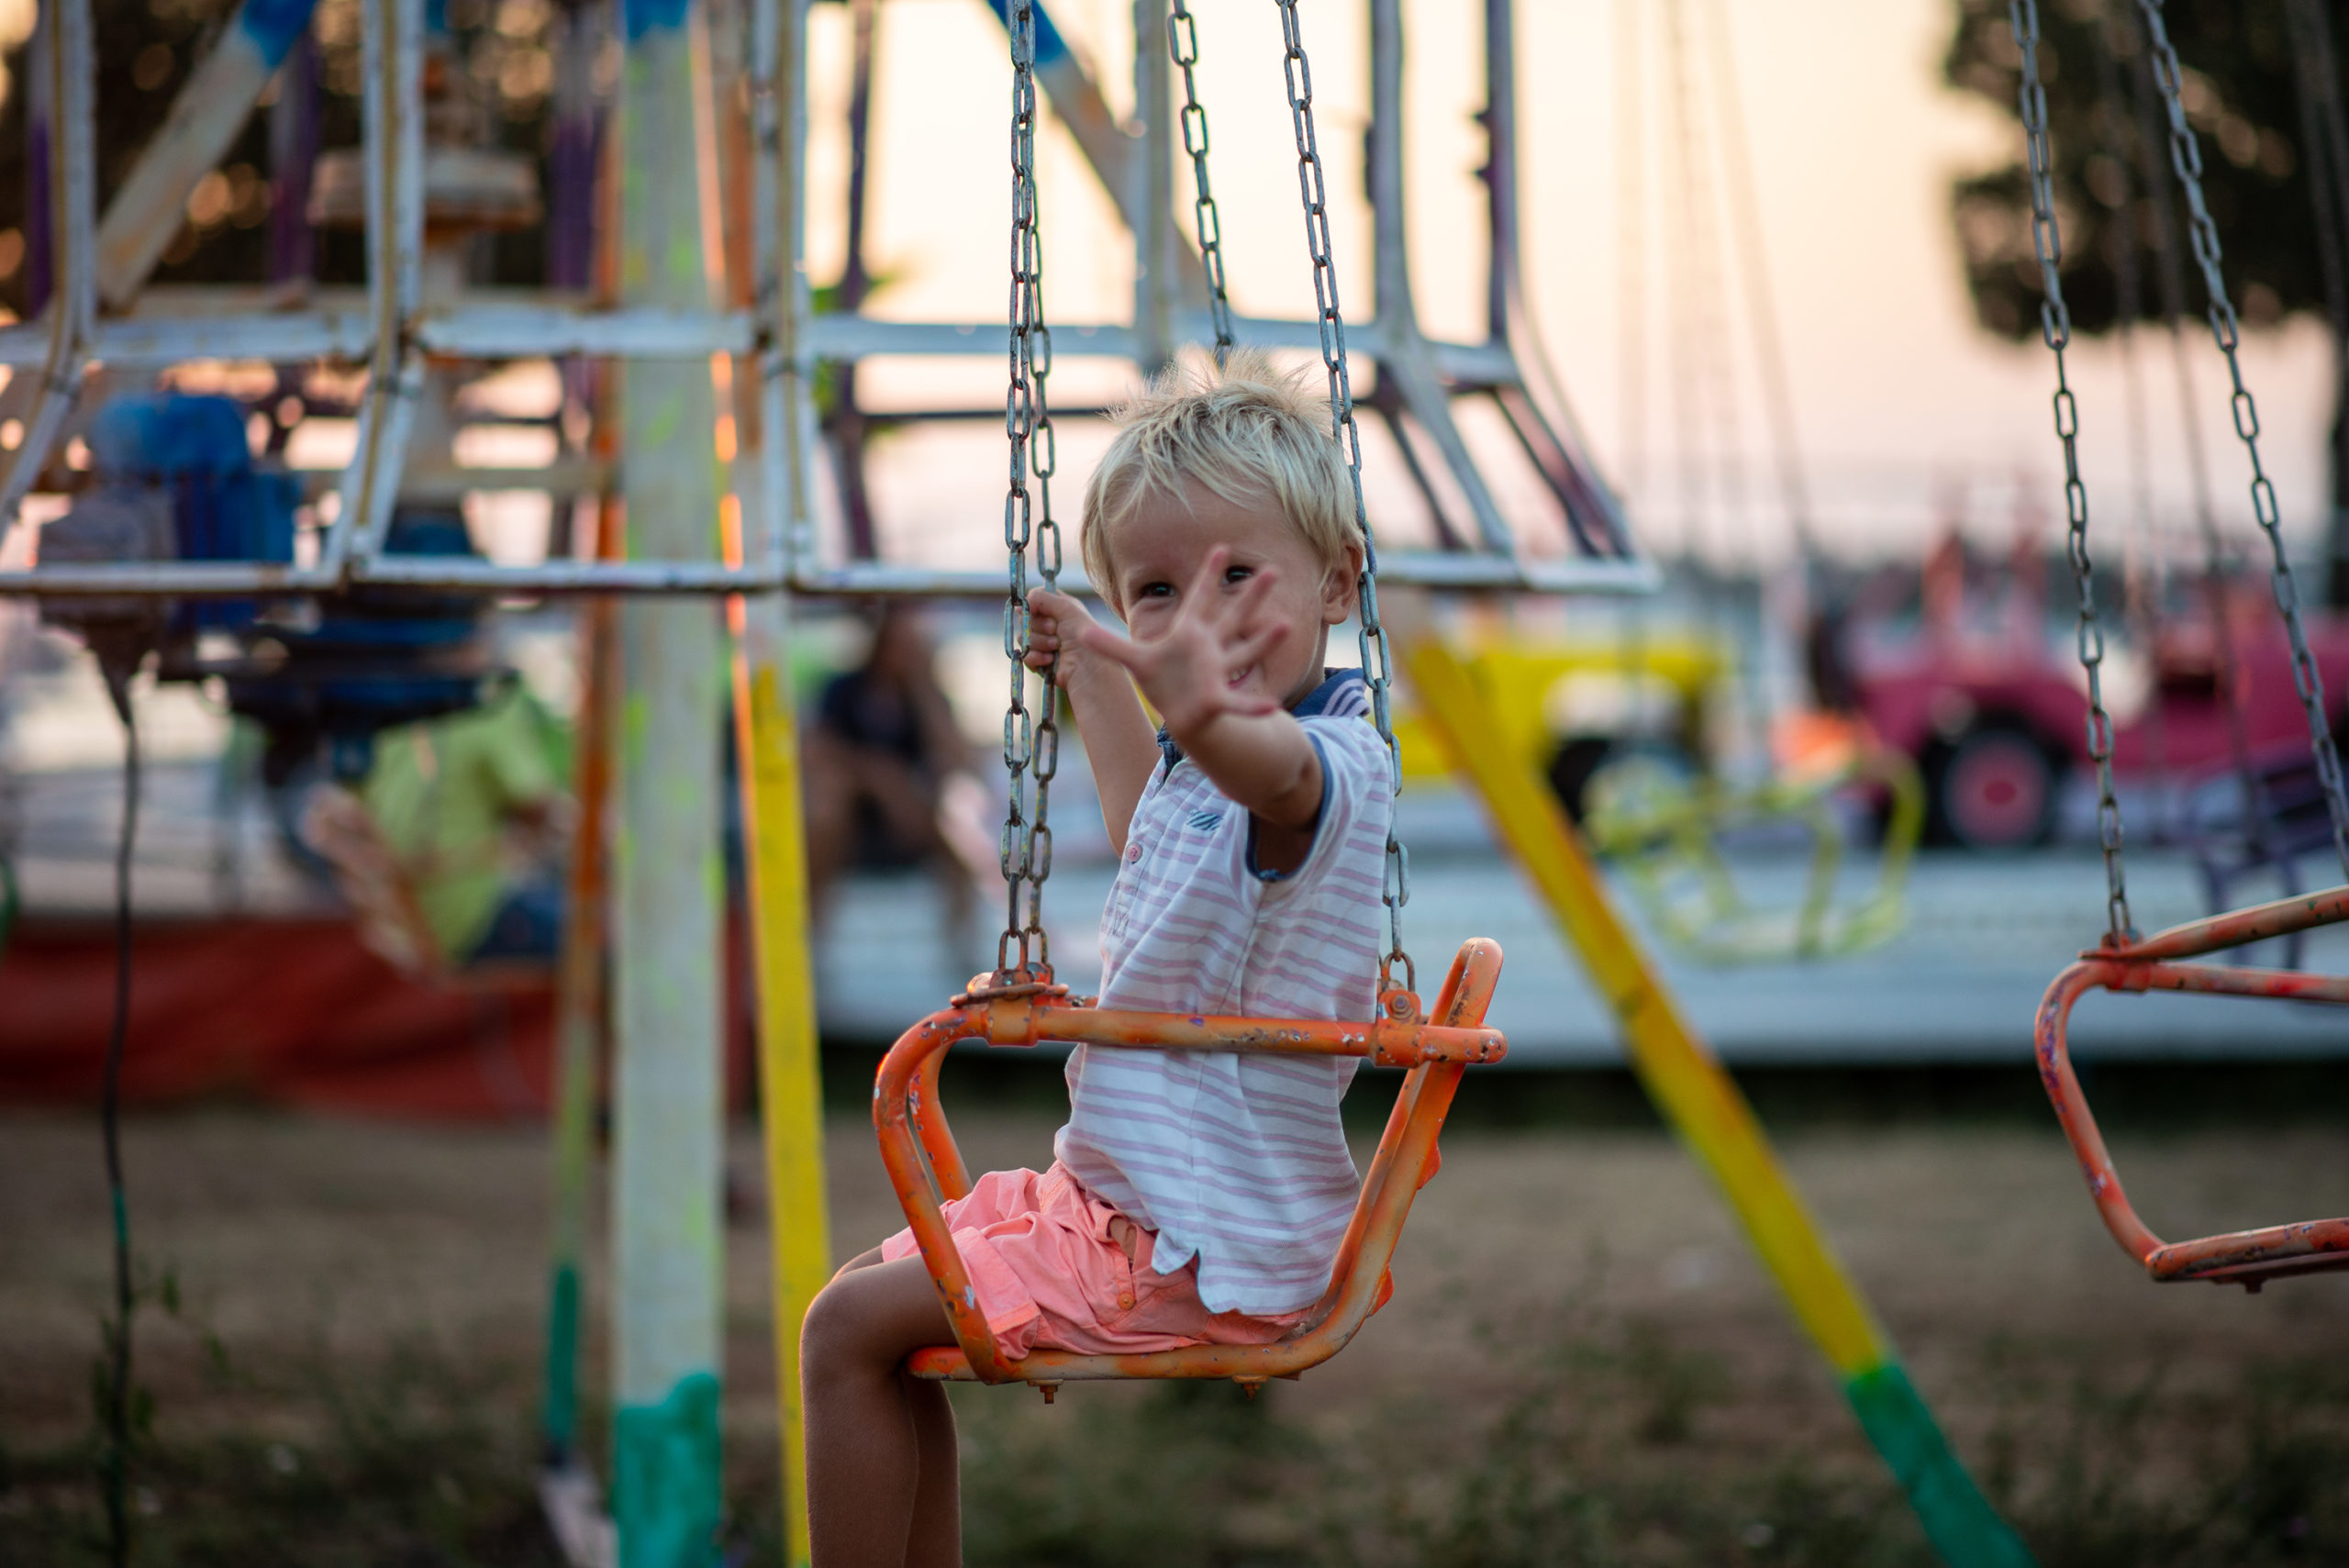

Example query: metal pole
[1481,0,1519,348]
[541,571,616,1468]
[22,4,52,318]
[829,0,880,556]
[1364,0,1515,556]
[730,595,828,1568]
[1131,0,1175,373]
[740,2,829,1561]
[0,0,92,541]
[610,0,729,1558]
[95,0,323,310]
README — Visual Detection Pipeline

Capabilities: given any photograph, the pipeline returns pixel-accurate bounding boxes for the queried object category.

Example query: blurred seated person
[803,606,988,951]
[311,673,572,972]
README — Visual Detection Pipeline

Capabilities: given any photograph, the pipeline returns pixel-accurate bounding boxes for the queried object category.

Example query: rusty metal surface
[2035,883,2349,1288]
[874,939,1506,1388]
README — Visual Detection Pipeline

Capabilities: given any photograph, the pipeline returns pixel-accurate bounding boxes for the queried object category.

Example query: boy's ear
[1319,541,1365,625]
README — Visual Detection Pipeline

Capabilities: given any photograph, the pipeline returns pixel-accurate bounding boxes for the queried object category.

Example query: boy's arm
[1026,589,1162,857]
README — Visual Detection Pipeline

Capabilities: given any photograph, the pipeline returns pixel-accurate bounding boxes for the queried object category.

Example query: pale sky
[801,0,2336,574]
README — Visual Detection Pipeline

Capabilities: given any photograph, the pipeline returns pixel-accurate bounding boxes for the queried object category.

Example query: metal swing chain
[2134,0,2349,882]
[1275,0,1413,996]
[2010,0,2134,940]
[998,0,1064,981]
[1167,0,1235,362]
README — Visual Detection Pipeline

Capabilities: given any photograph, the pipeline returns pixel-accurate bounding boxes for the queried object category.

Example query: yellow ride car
[1387,623,1731,810]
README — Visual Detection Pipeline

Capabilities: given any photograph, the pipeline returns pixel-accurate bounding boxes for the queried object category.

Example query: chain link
[1275,0,1412,995]
[997,0,1063,981]
[2010,0,2133,940]
[2134,0,2349,883]
[1166,0,1234,363]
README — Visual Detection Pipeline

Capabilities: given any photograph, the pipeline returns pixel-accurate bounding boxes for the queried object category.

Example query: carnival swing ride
[34,0,2314,1562]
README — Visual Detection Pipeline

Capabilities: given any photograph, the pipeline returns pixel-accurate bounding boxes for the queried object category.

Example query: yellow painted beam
[1385,595,2037,1567]
[1382,590,1885,1375]
[732,601,829,1568]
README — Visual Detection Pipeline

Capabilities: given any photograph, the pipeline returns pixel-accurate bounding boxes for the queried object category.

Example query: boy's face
[1104,478,1359,711]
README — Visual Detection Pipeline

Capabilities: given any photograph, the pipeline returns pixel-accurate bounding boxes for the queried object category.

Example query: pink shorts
[879,1162,1316,1361]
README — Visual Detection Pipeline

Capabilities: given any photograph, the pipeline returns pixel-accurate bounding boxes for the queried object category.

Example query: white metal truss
[0,0,1653,601]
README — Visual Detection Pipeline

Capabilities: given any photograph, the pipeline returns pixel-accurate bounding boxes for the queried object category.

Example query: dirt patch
[3,1102,2345,1563]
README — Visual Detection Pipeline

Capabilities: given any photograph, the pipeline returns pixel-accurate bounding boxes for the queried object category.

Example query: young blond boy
[800,354,1391,1568]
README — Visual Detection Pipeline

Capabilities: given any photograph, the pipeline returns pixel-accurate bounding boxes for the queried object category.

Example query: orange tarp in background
[0,916,755,1119]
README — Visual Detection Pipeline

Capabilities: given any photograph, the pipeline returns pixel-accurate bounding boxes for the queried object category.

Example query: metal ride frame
[0,0,1654,604]
[816,0,1651,596]
[2011,0,2349,1290]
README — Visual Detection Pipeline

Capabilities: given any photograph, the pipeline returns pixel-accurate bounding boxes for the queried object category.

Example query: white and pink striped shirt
[1053,669,1392,1316]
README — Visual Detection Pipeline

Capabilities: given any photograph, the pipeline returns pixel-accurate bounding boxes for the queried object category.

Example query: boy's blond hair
[1081,350,1361,610]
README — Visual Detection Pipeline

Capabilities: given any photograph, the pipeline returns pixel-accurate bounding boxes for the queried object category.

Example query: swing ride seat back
[2188,748,2344,908]
[2034,885,2349,1289]
[878,939,1505,1391]
[1580,742,1925,965]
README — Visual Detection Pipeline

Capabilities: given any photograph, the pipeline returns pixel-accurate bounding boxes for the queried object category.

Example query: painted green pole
[613,0,729,1557]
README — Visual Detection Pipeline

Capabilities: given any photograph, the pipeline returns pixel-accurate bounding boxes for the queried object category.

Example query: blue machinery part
[38,394,495,783]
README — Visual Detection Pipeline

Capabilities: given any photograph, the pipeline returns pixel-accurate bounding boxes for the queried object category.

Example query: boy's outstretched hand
[1047,548,1291,743]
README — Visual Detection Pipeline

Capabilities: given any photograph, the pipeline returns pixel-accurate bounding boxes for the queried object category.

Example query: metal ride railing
[0,0,1656,606]
[876,939,1506,1396]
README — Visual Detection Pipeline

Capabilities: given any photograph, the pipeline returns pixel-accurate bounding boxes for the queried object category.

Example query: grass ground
[3,1063,2346,1565]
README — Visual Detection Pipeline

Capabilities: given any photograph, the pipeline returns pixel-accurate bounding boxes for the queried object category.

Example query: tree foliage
[1943,0,2328,342]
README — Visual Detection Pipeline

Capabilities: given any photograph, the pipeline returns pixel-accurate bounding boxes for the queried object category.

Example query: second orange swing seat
[2010,1,2349,1295]
[875,942,1507,1395]
[2035,888,2349,1290]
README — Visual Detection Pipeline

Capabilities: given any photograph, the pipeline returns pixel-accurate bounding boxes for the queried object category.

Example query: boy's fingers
[1228,616,1289,663]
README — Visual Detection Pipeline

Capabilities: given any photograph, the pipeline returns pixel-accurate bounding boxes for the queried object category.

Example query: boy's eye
[1136,581,1174,599]
[1223,563,1253,585]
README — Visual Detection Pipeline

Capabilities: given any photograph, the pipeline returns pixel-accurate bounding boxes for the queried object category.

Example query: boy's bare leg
[902,1372,960,1568]
[802,1255,960,1568]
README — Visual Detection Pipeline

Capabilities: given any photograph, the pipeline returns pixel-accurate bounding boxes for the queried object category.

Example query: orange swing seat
[874,939,1507,1396]
[2036,885,2349,1290]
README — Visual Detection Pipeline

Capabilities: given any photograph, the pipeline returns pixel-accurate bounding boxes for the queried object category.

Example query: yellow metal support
[1383,591,2032,1568]
[731,600,829,1568]
[1387,592,1881,1367]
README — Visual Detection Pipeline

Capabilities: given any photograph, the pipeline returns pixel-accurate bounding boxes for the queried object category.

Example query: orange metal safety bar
[874,939,1506,1394]
[2037,886,2349,1290]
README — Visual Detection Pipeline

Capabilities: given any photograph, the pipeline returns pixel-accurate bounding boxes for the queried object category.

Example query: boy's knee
[801,1278,860,1365]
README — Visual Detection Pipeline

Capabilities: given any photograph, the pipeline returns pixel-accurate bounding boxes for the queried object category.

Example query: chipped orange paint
[873,940,1507,1389]
[2036,885,2349,1290]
